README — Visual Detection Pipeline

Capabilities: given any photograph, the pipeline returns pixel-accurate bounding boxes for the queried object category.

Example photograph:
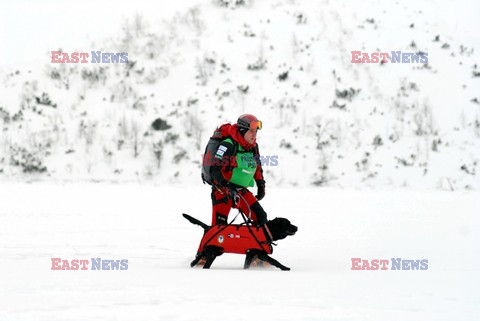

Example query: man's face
[243,128,257,144]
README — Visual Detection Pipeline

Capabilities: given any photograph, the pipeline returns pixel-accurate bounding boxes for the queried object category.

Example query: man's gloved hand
[255,180,266,201]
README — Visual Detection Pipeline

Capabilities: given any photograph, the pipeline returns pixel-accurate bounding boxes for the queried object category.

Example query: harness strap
[237,193,275,248]
[237,193,252,220]
[263,224,276,246]
[238,209,271,252]
[205,186,274,253]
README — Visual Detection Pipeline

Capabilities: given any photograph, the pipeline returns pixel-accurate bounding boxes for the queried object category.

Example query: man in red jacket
[209,114,267,226]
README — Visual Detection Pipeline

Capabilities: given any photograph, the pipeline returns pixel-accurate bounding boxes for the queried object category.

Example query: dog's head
[266,217,298,241]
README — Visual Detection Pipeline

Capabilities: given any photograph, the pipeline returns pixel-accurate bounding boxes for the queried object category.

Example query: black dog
[265,217,299,241]
[183,214,297,271]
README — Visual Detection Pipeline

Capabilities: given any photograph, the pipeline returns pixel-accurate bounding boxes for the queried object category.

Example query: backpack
[201,123,238,185]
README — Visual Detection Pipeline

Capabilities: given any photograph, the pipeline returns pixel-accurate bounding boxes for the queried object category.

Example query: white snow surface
[0,182,479,320]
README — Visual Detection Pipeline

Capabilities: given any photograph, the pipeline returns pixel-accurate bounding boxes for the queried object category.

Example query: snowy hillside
[1,0,479,189]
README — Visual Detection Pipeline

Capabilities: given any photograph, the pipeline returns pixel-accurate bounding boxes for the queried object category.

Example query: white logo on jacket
[215,145,227,158]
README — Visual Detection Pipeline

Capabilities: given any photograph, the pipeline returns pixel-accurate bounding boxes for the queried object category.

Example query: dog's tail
[182,213,209,230]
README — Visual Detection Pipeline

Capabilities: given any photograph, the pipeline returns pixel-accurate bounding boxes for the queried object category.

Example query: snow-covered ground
[1,182,479,320]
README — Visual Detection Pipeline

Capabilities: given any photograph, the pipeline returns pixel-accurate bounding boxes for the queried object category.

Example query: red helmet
[237,114,262,130]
